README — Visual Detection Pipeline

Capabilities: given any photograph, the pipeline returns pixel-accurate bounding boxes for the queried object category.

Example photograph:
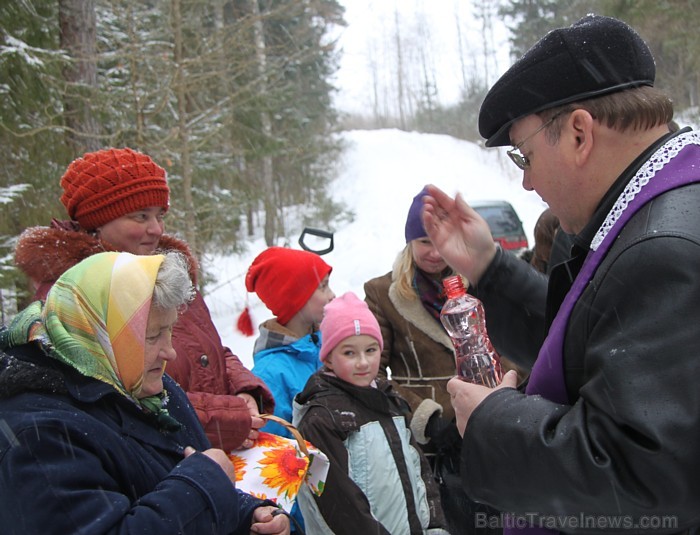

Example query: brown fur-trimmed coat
[364,269,455,444]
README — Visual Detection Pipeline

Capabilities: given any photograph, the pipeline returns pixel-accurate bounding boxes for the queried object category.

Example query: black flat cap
[478,15,655,147]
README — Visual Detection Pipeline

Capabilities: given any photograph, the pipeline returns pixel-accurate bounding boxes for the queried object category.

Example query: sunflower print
[228,431,310,497]
[228,429,329,510]
[256,432,287,448]
[258,446,310,498]
[227,453,247,482]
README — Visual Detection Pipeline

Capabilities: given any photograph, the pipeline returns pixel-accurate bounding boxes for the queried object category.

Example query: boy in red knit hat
[245,246,334,439]
[14,147,274,455]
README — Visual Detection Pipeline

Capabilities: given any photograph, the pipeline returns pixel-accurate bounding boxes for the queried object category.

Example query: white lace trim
[591,131,700,251]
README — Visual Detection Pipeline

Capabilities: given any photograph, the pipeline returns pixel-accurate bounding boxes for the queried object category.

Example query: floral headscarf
[1,252,177,426]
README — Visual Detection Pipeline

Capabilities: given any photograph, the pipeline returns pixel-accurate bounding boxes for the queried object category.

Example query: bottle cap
[442,275,466,299]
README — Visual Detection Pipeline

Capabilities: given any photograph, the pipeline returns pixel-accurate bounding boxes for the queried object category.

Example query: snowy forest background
[2,0,700,320]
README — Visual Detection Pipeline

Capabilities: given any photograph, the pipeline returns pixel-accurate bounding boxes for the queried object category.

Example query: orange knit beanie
[60,148,170,230]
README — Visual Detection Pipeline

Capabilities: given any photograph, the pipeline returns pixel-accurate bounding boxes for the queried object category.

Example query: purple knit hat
[405,186,429,243]
[320,292,383,362]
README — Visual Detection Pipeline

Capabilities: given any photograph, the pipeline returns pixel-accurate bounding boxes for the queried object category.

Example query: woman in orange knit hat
[14,147,274,453]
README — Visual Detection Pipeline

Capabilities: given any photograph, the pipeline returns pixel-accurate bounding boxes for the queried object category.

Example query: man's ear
[568,108,595,166]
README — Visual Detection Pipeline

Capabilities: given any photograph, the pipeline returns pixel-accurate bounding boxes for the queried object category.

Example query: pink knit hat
[319,292,383,362]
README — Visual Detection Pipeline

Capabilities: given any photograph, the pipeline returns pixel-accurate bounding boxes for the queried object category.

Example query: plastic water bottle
[440,275,501,387]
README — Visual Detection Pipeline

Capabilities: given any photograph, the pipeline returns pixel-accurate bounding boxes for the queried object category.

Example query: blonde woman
[364,187,501,535]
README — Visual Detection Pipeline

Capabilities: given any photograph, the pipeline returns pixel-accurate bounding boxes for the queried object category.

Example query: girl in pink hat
[292,292,449,535]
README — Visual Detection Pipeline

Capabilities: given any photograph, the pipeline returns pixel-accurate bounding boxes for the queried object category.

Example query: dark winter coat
[0,342,269,534]
[364,270,455,426]
[14,226,274,451]
[292,372,448,535]
[466,128,700,531]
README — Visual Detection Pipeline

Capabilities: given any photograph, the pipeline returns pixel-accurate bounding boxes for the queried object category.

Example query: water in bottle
[440,275,501,387]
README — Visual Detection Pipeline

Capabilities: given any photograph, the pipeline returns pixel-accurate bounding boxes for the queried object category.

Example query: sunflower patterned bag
[228,414,329,512]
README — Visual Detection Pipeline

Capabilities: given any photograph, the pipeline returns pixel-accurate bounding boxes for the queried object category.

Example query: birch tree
[247,0,277,246]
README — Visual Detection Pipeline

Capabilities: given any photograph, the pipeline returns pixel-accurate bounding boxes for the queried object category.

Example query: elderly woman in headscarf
[0,251,289,535]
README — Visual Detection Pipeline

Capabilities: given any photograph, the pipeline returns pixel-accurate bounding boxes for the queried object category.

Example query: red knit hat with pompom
[60,148,170,230]
[245,247,332,326]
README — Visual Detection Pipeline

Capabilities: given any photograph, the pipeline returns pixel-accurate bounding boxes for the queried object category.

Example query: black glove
[426,414,462,453]
[425,412,447,440]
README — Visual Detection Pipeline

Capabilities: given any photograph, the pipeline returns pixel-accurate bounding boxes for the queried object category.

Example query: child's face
[325,334,381,387]
[298,275,335,326]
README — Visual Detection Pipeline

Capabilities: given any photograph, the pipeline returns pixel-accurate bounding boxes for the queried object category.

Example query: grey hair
[152,251,195,309]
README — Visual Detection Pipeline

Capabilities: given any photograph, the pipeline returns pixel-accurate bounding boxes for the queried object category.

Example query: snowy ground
[204,128,548,369]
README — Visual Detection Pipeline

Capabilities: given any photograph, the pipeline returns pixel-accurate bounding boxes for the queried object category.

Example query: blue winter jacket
[251,322,322,438]
[0,342,270,535]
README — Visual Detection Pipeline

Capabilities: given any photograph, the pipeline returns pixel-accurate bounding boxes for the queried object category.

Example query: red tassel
[236,306,255,336]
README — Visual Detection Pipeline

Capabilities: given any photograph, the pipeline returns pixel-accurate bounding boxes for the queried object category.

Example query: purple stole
[507,132,700,535]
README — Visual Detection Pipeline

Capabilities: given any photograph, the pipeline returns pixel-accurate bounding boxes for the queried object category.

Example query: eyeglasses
[506,112,564,170]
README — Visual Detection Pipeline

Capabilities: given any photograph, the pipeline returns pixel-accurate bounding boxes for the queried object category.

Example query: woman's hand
[183,446,236,483]
[237,393,264,448]
[250,506,290,534]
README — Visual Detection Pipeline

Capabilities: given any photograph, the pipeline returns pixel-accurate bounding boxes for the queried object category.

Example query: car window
[475,206,521,235]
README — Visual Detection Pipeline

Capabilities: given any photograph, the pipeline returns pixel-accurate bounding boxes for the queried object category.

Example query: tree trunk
[248,0,276,246]
[393,8,406,129]
[474,0,497,85]
[58,0,101,154]
[455,5,469,94]
[171,0,197,256]
[123,1,145,146]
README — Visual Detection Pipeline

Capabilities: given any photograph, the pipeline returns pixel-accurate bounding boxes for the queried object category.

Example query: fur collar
[15,225,199,287]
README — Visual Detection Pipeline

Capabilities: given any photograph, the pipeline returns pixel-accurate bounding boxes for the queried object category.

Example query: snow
[204,128,548,369]
[0,35,69,67]
[0,184,30,204]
